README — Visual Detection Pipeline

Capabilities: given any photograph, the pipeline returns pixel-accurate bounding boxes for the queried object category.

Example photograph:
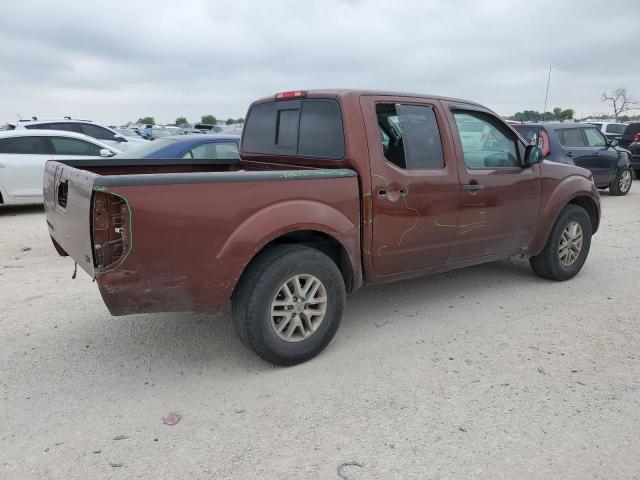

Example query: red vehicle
[44,90,601,365]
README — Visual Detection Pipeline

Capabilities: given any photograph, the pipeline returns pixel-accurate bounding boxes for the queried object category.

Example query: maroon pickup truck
[44,89,601,365]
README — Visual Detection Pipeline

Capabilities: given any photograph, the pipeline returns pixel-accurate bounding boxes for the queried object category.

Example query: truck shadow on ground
[70,256,538,375]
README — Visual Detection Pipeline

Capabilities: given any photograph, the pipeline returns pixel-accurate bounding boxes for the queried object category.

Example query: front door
[360,96,460,276]
[447,107,541,261]
[583,126,619,185]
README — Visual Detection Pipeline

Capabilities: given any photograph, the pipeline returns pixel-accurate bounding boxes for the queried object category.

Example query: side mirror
[99,148,114,157]
[608,139,619,148]
[524,145,543,167]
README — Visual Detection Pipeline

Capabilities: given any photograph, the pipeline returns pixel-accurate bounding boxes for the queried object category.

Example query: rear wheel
[609,169,632,196]
[529,204,592,281]
[232,244,345,366]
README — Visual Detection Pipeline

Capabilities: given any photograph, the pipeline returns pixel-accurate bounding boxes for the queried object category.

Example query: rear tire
[609,168,632,196]
[529,204,592,281]
[634,169,640,180]
[232,244,346,366]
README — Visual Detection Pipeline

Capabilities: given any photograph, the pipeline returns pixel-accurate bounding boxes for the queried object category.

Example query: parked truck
[44,89,601,365]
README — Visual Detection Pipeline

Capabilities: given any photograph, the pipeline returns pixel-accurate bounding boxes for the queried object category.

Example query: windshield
[115,138,181,158]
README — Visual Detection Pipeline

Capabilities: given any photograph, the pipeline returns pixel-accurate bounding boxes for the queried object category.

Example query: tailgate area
[44,161,98,278]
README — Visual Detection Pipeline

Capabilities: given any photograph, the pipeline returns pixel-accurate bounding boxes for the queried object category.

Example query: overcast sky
[0,0,638,125]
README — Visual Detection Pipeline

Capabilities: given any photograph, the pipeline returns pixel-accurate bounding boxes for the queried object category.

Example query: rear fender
[217,199,360,293]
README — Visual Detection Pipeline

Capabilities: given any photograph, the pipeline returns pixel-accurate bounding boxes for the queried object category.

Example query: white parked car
[0,130,121,205]
[588,122,627,141]
[14,118,146,151]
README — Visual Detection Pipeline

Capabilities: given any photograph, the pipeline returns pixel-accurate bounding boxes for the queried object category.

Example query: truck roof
[251,89,484,108]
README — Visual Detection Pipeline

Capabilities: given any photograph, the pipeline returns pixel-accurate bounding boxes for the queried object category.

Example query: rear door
[360,95,460,275]
[0,136,52,199]
[584,126,618,184]
[555,127,594,170]
[447,107,541,260]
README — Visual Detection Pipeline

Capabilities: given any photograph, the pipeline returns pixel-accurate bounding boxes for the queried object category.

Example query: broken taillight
[92,191,130,272]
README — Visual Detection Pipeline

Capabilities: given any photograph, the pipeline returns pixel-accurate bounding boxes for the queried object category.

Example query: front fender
[529,173,599,255]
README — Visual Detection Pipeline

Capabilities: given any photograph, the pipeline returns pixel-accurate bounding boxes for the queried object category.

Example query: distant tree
[137,116,155,125]
[236,118,244,124]
[225,118,235,125]
[201,114,217,124]
[552,107,562,121]
[174,116,188,126]
[601,87,638,121]
[561,109,574,121]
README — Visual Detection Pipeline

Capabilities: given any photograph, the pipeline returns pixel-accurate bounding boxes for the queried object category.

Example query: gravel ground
[1,189,639,480]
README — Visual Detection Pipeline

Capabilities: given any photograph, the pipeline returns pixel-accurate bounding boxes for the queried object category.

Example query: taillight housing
[275,90,306,99]
[92,191,131,273]
[634,132,640,142]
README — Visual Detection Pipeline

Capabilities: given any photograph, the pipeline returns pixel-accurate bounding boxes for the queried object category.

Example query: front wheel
[529,204,592,281]
[232,244,346,366]
[609,168,632,196]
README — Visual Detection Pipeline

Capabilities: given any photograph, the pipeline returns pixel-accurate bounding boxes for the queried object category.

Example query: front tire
[529,204,592,281]
[232,244,346,366]
[609,168,632,196]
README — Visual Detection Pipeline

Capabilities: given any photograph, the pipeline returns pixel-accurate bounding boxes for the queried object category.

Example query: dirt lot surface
[1,189,639,480]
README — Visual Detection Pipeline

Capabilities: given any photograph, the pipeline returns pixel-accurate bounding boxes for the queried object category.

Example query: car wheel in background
[232,244,345,366]
[609,169,632,196]
[529,204,592,281]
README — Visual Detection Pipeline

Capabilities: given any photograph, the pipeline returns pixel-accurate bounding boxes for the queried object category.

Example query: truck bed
[44,158,361,315]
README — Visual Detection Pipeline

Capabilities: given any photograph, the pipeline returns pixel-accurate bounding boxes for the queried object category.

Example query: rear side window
[375,103,444,169]
[556,129,586,147]
[0,136,50,154]
[242,99,344,159]
[50,137,102,156]
[26,122,83,133]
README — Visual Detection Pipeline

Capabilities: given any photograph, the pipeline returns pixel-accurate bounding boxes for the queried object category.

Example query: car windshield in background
[117,138,181,158]
[151,129,173,138]
[115,129,139,137]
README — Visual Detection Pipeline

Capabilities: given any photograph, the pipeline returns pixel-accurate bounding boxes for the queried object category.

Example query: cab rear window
[242,99,345,159]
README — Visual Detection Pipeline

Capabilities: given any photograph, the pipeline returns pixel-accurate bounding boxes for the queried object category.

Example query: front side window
[453,111,519,168]
[81,123,117,141]
[50,137,102,156]
[375,103,444,169]
[584,128,607,147]
[0,136,50,154]
[189,142,239,160]
[242,99,344,159]
[556,129,586,147]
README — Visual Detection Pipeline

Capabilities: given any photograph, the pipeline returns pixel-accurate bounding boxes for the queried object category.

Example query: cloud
[0,0,638,124]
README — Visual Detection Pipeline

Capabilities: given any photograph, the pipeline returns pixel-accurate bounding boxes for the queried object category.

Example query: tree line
[134,115,245,126]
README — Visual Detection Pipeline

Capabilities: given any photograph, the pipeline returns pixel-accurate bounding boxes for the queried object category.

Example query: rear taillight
[275,90,306,99]
[634,133,640,142]
[92,191,130,273]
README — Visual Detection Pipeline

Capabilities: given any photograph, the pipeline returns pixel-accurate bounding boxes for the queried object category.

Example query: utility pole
[542,66,551,121]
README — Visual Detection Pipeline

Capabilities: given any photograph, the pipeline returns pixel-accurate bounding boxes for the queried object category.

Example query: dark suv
[513,123,633,195]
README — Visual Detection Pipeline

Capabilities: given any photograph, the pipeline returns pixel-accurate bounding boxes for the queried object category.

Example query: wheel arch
[231,229,359,300]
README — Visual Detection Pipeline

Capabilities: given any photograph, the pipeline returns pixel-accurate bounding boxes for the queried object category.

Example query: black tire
[232,244,346,366]
[634,169,640,180]
[529,204,592,281]
[609,168,632,196]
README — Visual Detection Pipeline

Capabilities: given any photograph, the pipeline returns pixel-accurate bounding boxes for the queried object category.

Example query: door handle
[566,152,575,158]
[594,152,600,157]
[463,183,484,191]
